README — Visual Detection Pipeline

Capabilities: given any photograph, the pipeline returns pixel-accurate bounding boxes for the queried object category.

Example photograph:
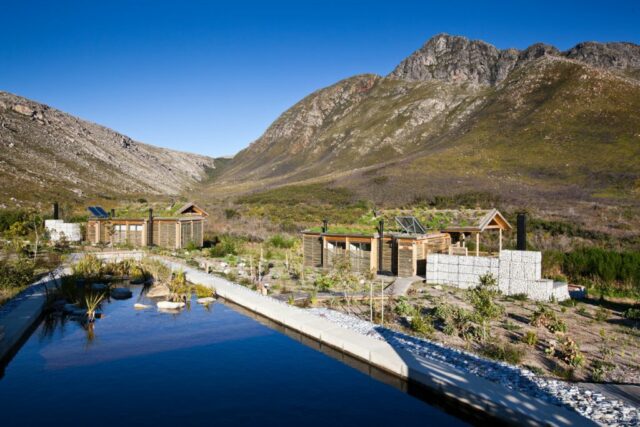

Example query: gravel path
[308,307,639,426]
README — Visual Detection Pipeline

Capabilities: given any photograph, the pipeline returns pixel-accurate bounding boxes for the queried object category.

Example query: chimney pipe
[517,213,527,251]
[322,219,328,233]
[111,208,116,218]
[148,208,154,246]
[53,202,59,220]
[378,219,384,274]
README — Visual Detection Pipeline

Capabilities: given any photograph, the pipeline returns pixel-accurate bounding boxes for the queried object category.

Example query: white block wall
[45,219,82,242]
[427,250,569,302]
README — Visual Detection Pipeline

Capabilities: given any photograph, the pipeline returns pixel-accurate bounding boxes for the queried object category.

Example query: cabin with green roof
[302,209,511,277]
[87,202,208,249]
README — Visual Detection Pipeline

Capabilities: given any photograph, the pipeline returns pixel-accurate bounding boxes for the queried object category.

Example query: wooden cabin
[87,203,207,249]
[302,230,451,277]
[302,209,511,277]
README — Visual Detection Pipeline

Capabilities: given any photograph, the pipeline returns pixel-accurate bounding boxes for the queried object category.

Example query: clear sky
[1,0,638,158]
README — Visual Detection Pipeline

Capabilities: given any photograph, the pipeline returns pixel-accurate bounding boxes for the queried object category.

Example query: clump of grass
[84,292,105,323]
[481,341,525,365]
[410,312,434,337]
[522,330,538,346]
[623,307,640,320]
[73,254,103,279]
[595,306,609,322]
[193,284,214,298]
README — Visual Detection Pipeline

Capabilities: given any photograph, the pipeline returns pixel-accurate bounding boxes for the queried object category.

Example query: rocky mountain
[213,34,640,213]
[0,91,218,206]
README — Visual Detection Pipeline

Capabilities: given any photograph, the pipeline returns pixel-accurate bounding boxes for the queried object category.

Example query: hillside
[0,91,218,207]
[210,34,640,233]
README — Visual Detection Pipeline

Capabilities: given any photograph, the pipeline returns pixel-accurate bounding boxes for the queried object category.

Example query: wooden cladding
[87,218,205,249]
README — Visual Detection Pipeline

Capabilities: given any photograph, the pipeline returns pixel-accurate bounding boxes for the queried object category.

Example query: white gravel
[308,307,639,427]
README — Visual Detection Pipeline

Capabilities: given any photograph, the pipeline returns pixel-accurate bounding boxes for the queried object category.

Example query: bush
[72,254,103,279]
[623,307,640,320]
[531,304,568,333]
[209,235,242,258]
[433,301,474,339]
[0,257,36,289]
[268,234,296,249]
[314,274,335,292]
[563,248,640,296]
[410,314,434,336]
[481,342,525,365]
[522,330,538,346]
[394,297,415,316]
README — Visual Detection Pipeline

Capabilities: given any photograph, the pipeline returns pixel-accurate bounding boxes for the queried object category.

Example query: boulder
[146,283,170,298]
[157,301,185,309]
[91,283,107,291]
[197,297,215,305]
[134,303,151,309]
[110,287,133,299]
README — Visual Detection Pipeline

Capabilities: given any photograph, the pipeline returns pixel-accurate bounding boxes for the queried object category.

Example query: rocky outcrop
[388,34,639,86]
[0,91,218,204]
[564,41,640,71]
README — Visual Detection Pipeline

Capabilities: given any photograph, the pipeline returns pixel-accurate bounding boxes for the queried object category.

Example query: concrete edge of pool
[0,251,596,427]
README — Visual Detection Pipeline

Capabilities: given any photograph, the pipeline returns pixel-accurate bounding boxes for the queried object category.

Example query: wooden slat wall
[397,244,414,277]
[303,235,322,267]
[381,238,394,273]
[349,249,371,274]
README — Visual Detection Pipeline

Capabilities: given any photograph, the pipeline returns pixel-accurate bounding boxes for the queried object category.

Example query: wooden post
[498,228,503,253]
[475,232,480,257]
[369,281,373,322]
[380,279,384,326]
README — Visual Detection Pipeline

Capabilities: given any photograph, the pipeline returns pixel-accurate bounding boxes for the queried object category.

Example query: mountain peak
[389,34,640,86]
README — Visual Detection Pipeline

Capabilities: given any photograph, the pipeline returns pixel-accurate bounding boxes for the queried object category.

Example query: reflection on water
[0,284,468,427]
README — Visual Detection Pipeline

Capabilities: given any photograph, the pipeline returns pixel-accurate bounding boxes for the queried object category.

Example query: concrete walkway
[0,268,66,365]
[156,257,593,427]
[389,276,422,296]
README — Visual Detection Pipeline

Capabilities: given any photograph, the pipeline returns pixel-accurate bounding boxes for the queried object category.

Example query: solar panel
[395,216,427,234]
[94,206,108,217]
[87,206,109,218]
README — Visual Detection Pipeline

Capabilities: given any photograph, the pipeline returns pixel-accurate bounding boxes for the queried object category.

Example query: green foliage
[481,341,525,365]
[394,297,415,316]
[594,306,609,322]
[209,235,243,258]
[563,248,640,297]
[72,254,103,279]
[623,307,640,320]
[466,274,504,324]
[417,192,501,209]
[410,313,435,337]
[193,284,214,298]
[314,274,335,292]
[522,330,538,346]
[224,208,239,220]
[268,234,296,249]
[0,209,29,233]
[0,256,36,290]
[433,301,474,339]
[531,304,568,333]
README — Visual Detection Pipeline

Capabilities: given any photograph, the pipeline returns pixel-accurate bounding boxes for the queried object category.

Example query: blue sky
[1,0,638,157]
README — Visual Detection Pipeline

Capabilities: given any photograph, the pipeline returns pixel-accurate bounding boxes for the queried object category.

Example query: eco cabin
[302,209,512,277]
[87,202,208,249]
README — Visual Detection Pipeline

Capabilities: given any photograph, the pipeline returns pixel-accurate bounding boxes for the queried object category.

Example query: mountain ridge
[0,90,218,206]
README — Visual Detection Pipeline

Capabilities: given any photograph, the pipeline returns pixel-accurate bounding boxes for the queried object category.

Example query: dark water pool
[0,286,468,426]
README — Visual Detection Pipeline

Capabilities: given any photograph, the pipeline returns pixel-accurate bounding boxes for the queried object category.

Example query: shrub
[410,314,435,336]
[433,301,474,339]
[209,235,242,258]
[563,248,640,296]
[531,304,568,333]
[481,342,525,365]
[394,297,415,316]
[0,257,36,289]
[595,306,609,322]
[72,254,103,279]
[194,284,214,298]
[522,330,538,346]
[623,307,640,320]
[268,234,296,249]
[314,274,335,292]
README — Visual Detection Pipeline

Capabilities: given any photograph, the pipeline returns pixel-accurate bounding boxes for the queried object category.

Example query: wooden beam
[475,232,480,257]
[499,228,503,253]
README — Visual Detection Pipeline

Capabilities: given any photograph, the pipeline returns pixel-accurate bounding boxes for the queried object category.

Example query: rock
[196,297,215,304]
[157,301,185,309]
[134,303,151,309]
[110,287,133,299]
[146,283,170,298]
[434,285,443,290]
[91,283,107,291]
